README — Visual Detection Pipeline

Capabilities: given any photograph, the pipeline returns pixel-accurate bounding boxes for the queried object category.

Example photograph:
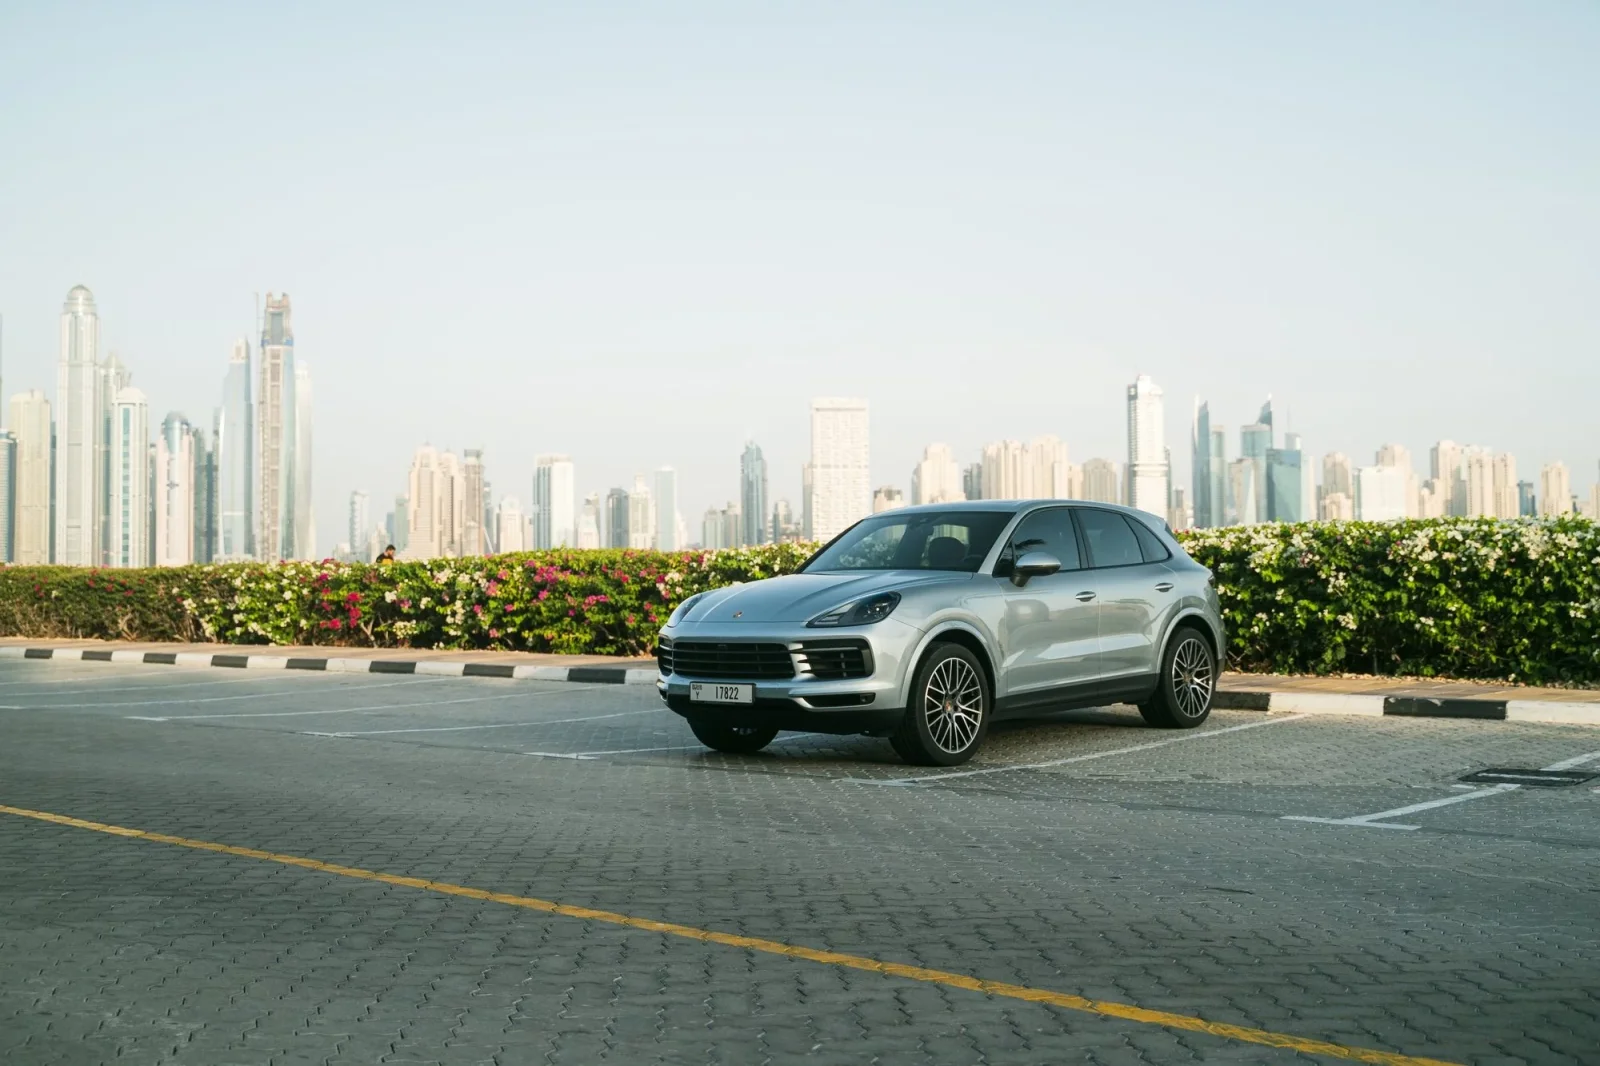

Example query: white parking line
[306,706,650,737]
[0,673,313,697]
[55,676,447,710]
[856,714,1308,786]
[1284,785,1521,831]
[126,686,556,721]
[1541,749,1600,771]
[1281,748,1600,830]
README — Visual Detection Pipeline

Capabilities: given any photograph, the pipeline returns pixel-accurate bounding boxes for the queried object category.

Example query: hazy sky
[2,1,1596,550]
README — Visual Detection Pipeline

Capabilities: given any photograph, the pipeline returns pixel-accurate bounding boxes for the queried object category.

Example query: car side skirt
[994,674,1160,719]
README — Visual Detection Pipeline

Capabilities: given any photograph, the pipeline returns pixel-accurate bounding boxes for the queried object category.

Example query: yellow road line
[0,802,1461,1066]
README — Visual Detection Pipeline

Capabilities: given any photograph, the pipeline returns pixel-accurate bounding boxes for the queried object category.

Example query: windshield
[802,511,1015,573]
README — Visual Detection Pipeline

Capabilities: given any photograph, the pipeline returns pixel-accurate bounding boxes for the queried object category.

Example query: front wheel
[891,643,990,766]
[686,715,780,754]
[1139,626,1215,729]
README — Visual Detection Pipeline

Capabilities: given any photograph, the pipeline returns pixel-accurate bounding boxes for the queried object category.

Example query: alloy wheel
[923,657,983,754]
[1171,637,1214,718]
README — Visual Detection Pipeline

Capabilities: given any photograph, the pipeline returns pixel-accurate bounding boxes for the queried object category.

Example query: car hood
[674,571,966,625]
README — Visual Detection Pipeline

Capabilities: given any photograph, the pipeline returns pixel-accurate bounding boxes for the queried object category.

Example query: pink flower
[497,569,509,581]
[473,604,484,615]
[330,618,343,630]
[489,627,500,638]
[487,581,501,596]
[345,592,361,604]
[567,609,576,617]
[538,590,549,601]
[400,598,412,609]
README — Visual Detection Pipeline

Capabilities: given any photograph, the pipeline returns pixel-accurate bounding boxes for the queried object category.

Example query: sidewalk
[2,637,1595,725]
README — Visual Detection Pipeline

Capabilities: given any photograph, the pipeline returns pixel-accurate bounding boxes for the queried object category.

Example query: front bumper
[654,620,916,735]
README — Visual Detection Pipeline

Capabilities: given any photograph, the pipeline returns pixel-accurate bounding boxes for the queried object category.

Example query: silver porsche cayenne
[656,500,1225,766]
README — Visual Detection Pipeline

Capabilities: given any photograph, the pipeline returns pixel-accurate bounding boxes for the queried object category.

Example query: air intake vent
[796,639,874,680]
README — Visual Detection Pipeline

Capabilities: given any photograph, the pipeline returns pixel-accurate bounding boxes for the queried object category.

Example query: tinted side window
[1001,507,1082,573]
[1077,509,1143,568]
[1127,516,1171,562]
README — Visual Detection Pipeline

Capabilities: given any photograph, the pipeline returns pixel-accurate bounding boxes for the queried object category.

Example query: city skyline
[2,6,1596,553]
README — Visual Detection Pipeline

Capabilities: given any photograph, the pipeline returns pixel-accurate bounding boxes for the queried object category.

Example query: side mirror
[1011,551,1061,587]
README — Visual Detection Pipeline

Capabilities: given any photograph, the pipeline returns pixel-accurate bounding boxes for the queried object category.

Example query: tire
[686,715,780,754]
[891,643,991,766]
[1139,625,1216,729]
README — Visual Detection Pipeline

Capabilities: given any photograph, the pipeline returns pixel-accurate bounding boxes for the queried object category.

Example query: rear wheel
[686,715,780,754]
[1139,626,1215,729]
[891,643,990,766]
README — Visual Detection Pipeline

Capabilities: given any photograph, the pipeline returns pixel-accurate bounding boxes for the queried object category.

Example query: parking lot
[3,658,1598,1065]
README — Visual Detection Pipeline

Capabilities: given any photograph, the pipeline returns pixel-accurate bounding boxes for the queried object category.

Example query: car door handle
[1155,582,1174,593]
[1075,591,1096,602]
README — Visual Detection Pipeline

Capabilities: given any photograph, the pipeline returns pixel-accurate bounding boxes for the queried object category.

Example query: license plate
[690,682,754,705]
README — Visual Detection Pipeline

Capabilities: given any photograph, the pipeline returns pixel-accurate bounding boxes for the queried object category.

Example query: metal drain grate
[1459,768,1599,787]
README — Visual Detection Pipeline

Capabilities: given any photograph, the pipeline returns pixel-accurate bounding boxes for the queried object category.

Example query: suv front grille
[663,640,795,680]
[796,639,873,680]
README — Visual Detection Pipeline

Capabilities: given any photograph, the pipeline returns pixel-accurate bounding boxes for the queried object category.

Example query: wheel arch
[1161,608,1222,665]
[899,621,999,708]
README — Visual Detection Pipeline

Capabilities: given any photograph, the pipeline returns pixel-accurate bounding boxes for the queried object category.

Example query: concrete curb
[4,645,1597,726]
[1213,688,1600,726]
[0,645,658,686]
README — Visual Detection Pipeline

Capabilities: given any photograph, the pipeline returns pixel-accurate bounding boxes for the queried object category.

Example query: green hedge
[1180,517,1600,683]
[2,518,1597,682]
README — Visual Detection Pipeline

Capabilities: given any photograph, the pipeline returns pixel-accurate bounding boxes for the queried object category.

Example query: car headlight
[666,592,707,628]
[807,592,901,628]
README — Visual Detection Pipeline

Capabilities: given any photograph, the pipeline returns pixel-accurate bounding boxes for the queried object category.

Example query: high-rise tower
[1125,374,1168,518]
[218,339,255,559]
[54,285,101,565]
[257,294,294,561]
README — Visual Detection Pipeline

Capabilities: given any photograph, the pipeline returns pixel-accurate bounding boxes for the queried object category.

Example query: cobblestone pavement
[2,659,1597,1065]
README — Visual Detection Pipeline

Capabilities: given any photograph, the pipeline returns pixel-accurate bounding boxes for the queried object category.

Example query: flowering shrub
[1177,517,1600,683]
[0,546,815,658]
[1,521,1596,682]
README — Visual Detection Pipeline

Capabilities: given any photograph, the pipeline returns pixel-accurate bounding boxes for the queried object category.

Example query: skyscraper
[1191,400,1213,528]
[1265,446,1304,523]
[654,467,679,550]
[257,293,294,562]
[1209,426,1227,526]
[217,339,254,560]
[292,360,314,559]
[461,450,486,555]
[1430,440,1465,517]
[0,432,14,563]
[155,413,197,566]
[1125,374,1168,517]
[911,444,964,505]
[195,424,218,563]
[1029,435,1071,498]
[808,397,870,542]
[872,486,904,512]
[961,462,983,503]
[1539,462,1571,516]
[532,454,576,548]
[1491,453,1518,518]
[578,493,601,549]
[54,285,101,565]
[740,443,768,546]
[349,491,370,555]
[495,497,527,552]
[628,474,654,549]
[604,487,630,548]
[980,440,1027,500]
[1354,465,1409,521]
[108,387,150,568]
[436,450,463,556]
[1080,458,1119,504]
[1238,422,1271,523]
[97,353,130,564]
[405,446,442,559]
